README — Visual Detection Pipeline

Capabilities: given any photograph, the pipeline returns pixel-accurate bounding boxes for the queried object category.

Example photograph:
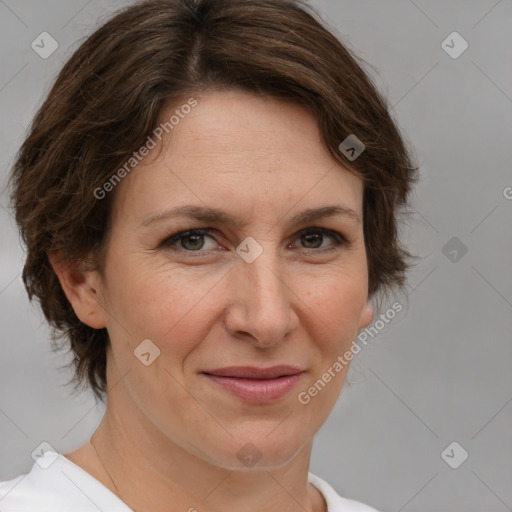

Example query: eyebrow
[141,204,360,228]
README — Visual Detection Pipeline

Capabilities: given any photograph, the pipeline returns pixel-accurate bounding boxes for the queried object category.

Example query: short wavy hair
[8,0,418,402]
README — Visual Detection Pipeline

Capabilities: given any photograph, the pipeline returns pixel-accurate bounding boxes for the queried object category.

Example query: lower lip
[203,373,303,403]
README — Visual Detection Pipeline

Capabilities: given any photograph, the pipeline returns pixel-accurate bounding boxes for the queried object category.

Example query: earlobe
[49,250,107,329]
[358,301,374,329]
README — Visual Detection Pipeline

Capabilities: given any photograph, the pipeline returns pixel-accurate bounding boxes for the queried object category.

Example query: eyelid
[159,226,349,254]
[159,228,220,251]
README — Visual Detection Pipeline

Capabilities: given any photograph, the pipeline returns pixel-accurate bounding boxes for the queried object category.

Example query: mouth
[201,365,304,403]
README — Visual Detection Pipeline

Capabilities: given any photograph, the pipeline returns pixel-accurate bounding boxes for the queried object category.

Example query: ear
[358,301,374,330]
[49,250,107,329]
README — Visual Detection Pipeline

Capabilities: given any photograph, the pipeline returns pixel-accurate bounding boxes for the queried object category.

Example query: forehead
[111,89,363,225]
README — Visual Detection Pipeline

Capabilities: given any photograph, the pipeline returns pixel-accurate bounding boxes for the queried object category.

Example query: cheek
[296,265,367,340]
[106,260,221,353]
[103,239,368,359]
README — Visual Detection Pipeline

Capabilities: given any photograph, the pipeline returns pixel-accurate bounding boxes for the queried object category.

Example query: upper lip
[202,365,303,379]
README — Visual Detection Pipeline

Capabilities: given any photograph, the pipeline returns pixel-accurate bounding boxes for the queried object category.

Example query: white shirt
[0,450,380,512]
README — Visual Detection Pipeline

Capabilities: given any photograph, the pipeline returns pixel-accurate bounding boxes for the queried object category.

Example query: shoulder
[0,469,50,512]
[0,450,125,512]
[308,472,381,512]
[0,453,74,512]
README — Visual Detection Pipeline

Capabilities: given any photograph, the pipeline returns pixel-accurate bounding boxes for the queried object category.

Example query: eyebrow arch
[141,204,360,228]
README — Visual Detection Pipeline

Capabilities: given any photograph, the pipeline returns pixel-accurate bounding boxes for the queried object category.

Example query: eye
[290,227,347,251]
[159,227,348,256]
[160,229,219,253]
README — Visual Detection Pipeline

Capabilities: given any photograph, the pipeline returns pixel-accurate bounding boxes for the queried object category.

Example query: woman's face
[88,89,373,469]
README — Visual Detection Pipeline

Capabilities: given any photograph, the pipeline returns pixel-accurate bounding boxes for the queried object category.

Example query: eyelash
[159,227,349,256]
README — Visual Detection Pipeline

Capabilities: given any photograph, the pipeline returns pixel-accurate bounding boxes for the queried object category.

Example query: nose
[223,247,298,348]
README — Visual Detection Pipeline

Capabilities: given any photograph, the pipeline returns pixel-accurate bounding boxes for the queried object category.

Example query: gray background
[1,1,511,511]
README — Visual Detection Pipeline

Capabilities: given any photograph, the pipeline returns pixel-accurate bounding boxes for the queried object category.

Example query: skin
[51,88,374,512]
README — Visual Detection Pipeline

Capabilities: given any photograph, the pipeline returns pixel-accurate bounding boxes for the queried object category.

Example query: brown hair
[7,0,418,402]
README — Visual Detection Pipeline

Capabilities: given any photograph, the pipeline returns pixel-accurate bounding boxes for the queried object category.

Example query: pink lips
[202,365,303,403]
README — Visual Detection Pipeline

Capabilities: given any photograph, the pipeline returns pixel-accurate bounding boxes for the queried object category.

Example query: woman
[1,0,417,510]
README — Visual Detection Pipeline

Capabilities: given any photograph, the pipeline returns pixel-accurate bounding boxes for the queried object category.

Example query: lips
[201,365,304,403]
[202,365,303,379]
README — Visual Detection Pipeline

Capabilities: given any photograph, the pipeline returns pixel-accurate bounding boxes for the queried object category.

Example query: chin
[197,431,308,472]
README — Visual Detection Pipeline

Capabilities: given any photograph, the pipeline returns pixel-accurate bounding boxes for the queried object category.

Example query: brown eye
[159,227,348,257]
[180,233,206,251]
[293,228,347,251]
[161,229,218,252]
[300,231,324,249]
